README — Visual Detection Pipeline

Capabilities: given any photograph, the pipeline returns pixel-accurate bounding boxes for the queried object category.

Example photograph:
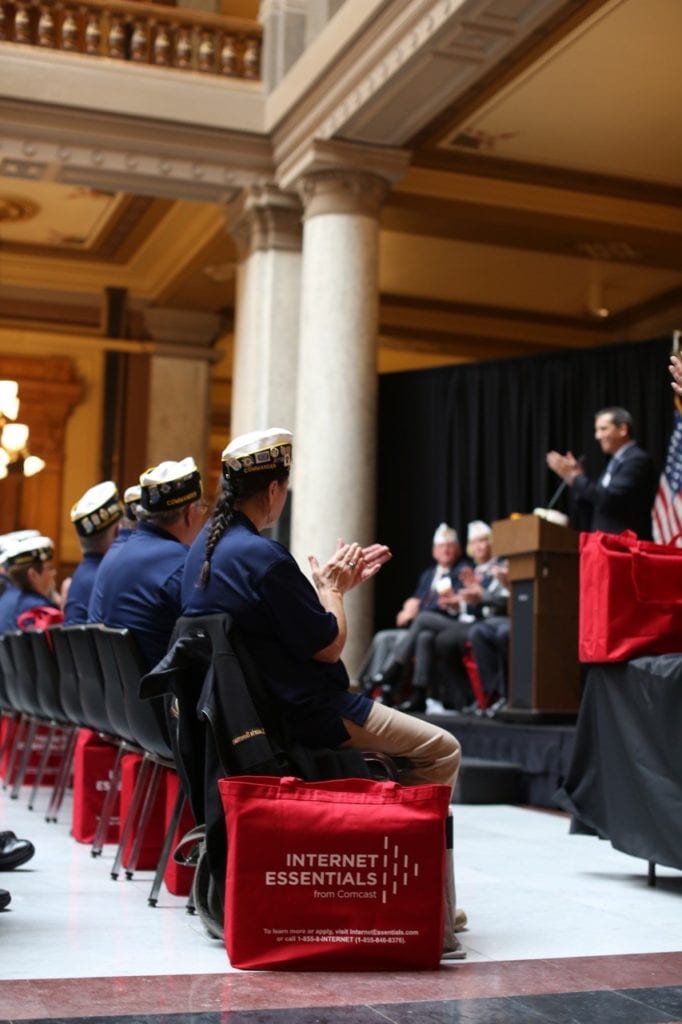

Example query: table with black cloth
[555,654,682,876]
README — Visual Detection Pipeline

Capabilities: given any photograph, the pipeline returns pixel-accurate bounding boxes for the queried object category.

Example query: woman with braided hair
[181,426,461,785]
[180,427,466,956]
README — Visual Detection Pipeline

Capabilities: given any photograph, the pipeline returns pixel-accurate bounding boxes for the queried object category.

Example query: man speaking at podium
[546,406,657,539]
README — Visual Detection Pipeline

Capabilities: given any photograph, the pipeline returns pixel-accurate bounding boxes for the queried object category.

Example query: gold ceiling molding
[0,94,273,205]
[395,165,682,234]
[0,194,40,223]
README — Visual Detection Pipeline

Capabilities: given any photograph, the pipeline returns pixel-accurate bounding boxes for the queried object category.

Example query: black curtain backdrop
[374,335,674,629]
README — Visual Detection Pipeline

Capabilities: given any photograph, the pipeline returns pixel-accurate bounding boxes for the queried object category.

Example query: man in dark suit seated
[365,522,472,712]
[546,406,657,539]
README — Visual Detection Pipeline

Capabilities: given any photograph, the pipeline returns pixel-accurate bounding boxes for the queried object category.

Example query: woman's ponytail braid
[199,476,236,586]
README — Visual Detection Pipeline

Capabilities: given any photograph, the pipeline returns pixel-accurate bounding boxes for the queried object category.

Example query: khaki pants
[342,701,463,954]
[342,700,461,793]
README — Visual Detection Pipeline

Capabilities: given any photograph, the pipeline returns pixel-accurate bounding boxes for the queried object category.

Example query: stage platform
[426,709,577,809]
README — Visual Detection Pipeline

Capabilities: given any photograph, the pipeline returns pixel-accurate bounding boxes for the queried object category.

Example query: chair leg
[92,743,124,857]
[27,720,56,811]
[11,717,39,799]
[110,755,153,881]
[3,714,27,792]
[125,760,163,880]
[0,710,19,762]
[45,727,78,824]
[148,785,185,907]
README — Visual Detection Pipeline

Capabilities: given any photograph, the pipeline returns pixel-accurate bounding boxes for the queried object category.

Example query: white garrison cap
[2,534,54,568]
[70,481,123,537]
[123,484,142,521]
[0,529,40,560]
[140,457,202,512]
[467,520,492,543]
[222,427,293,477]
[432,522,458,545]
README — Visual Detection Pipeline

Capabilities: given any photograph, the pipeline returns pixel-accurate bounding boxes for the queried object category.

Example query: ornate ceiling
[0,0,680,373]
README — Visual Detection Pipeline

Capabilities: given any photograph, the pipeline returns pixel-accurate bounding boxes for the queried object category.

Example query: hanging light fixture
[0,380,19,422]
[0,379,46,478]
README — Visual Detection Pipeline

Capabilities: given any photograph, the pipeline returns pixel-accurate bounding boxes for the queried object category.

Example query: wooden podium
[491,514,580,717]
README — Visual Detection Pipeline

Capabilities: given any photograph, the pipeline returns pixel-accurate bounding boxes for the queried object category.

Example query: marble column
[290,168,388,674]
[226,183,302,437]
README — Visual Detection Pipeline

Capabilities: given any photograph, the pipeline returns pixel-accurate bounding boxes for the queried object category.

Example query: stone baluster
[220,32,236,75]
[242,34,259,79]
[174,24,192,68]
[130,18,148,62]
[107,13,125,58]
[14,1,32,44]
[37,4,55,46]
[153,22,170,66]
[197,29,215,72]
[84,9,101,54]
[61,6,79,50]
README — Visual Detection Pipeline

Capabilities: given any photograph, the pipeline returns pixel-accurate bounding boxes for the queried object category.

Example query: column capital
[297,168,390,219]
[225,183,302,259]
[278,139,411,215]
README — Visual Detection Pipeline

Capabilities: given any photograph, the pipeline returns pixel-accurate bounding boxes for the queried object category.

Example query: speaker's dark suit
[571,443,657,539]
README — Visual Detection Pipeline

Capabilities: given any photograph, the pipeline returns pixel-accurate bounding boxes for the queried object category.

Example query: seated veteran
[88,458,206,670]
[433,522,510,712]
[368,522,473,709]
[0,535,60,632]
[0,531,39,610]
[63,481,124,625]
[86,484,142,622]
[180,427,465,957]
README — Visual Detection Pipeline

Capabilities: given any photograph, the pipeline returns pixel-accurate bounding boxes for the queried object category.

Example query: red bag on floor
[579,530,682,662]
[218,775,450,971]
[71,729,120,845]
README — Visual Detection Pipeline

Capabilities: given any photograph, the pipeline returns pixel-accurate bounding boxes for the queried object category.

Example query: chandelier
[0,380,46,479]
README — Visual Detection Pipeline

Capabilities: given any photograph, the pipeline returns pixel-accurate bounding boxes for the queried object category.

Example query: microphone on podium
[534,455,585,527]
[546,454,585,510]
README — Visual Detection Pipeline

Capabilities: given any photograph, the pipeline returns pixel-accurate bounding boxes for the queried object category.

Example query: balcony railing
[0,0,262,79]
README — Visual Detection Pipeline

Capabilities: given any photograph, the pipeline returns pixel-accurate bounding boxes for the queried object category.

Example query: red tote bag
[579,530,682,662]
[218,775,451,971]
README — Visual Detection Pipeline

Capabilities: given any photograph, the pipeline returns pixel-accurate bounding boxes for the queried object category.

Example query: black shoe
[398,693,427,714]
[0,834,35,871]
[460,700,481,716]
[0,889,10,910]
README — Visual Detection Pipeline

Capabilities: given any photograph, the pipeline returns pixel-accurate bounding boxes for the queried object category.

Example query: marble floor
[1,775,681,1023]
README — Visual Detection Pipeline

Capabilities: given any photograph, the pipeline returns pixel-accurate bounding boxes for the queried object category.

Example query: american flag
[652,407,682,543]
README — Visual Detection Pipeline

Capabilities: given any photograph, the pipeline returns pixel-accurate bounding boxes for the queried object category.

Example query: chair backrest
[92,626,136,745]
[49,625,85,727]
[109,628,172,760]
[65,625,113,736]
[27,629,66,723]
[5,630,42,717]
[0,635,14,710]
[0,633,22,713]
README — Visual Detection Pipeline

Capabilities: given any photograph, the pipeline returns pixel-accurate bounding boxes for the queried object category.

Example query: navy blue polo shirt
[0,588,59,632]
[0,580,17,631]
[64,552,104,624]
[181,512,371,748]
[87,528,133,623]
[88,522,188,670]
